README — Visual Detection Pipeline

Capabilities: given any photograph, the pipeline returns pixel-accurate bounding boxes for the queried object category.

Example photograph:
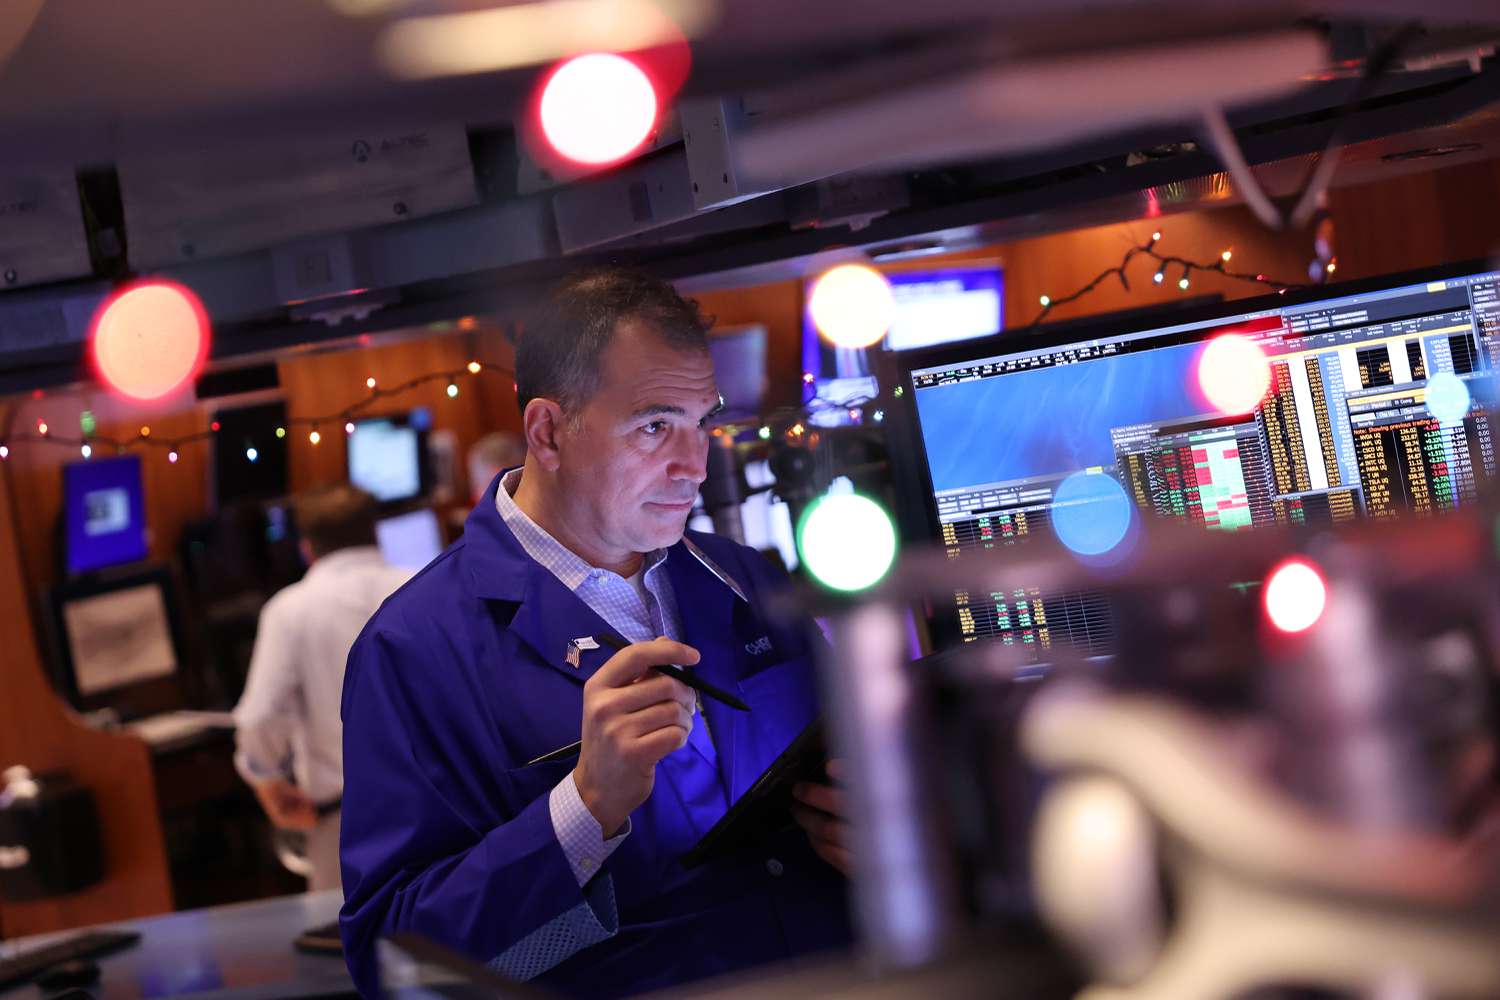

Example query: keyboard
[0,929,140,990]
[126,711,235,747]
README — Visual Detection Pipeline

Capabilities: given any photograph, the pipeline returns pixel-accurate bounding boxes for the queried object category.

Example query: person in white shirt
[233,484,413,891]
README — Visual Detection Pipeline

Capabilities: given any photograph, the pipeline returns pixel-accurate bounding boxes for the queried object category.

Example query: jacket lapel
[505,566,624,687]
[460,477,620,687]
[664,541,756,795]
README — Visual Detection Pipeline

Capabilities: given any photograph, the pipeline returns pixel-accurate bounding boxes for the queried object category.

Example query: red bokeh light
[538,53,658,166]
[90,280,211,402]
[1263,558,1328,634]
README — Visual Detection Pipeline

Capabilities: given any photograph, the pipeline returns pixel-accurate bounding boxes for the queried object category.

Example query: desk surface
[0,891,352,1000]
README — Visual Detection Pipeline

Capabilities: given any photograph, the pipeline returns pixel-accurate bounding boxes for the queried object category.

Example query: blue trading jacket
[339,478,852,997]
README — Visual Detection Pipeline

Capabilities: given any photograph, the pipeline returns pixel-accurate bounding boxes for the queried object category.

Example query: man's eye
[642,421,667,436]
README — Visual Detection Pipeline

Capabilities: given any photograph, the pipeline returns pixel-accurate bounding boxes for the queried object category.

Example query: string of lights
[1030,230,1314,327]
[1,232,1308,462]
[0,361,513,463]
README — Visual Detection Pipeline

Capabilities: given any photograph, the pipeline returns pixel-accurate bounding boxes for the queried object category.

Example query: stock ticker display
[907,268,1500,657]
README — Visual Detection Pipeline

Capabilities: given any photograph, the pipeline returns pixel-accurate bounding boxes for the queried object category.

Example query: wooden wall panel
[3,326,520,602]
[0,402,174,938]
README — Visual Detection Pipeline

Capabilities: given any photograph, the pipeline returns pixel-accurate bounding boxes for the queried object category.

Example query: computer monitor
[801,263,1004,426]
[63,454,148,576]
[349,414,430,504]
[886,259,1500,657]
[885,264,1005,351]
[376,508,445,570]
[708,323,769,420]
[48,568,183,710]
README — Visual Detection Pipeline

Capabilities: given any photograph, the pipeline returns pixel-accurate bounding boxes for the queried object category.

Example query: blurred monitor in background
[376,508,446,570]
[348,413,431,505]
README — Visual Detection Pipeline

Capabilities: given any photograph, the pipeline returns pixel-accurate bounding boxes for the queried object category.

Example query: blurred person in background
[468,431,527,505]
[233,484,413,891]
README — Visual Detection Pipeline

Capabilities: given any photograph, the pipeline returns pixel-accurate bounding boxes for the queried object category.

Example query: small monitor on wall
[884,264,1005,352]
[64,454,148,576]
[800,262,1003,426]
[348,415,429,504]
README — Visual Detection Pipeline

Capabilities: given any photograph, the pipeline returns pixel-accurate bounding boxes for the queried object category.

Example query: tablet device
[679,718,826,869]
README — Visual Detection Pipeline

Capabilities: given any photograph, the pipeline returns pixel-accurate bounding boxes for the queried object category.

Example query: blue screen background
[65,454,148,575]
[915,340,1210,492]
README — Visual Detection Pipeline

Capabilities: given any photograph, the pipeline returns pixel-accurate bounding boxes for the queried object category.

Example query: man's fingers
[620,700,693,740]
[811,839,853,876]
[792,781,845,819]
[633,724,690,763]
[592,638,702,688]
[825,758,848,785]
[608,672,694,715]
[793,804,848,847]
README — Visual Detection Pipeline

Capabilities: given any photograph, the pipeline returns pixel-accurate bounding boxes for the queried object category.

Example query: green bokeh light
[796,493,898,592]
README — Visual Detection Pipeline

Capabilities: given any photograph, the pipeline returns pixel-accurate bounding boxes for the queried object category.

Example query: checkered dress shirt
[494,469,695,885]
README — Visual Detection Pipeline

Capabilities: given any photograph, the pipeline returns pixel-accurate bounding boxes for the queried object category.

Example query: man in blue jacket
[339,268,853,996]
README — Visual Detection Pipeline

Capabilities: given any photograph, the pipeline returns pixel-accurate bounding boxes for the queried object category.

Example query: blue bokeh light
[1051,471,1135,557]
[1426,371,1472,425]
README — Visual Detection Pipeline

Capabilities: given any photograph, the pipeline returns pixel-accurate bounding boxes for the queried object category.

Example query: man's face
[554,320,720,558]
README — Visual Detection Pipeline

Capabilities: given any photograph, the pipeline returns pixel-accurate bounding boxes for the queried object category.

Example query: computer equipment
[47,568,183,711]
[0,929,139,991]
[801,263,1003,427]
[885,263,1005,352]
[348,414,430,504]
[708,323,769,420]
[376,508,445,570]
[884,259,1500,657]
[62,454,148,576]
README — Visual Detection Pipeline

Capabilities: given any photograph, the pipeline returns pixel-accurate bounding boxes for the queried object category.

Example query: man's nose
[669,433,710,485]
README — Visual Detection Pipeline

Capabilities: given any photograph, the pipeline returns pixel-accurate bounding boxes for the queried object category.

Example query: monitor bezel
[880,255,1500,650]
[47,565,187,715]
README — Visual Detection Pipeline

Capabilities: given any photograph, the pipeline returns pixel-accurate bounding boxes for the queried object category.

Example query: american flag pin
[566,636,599,669]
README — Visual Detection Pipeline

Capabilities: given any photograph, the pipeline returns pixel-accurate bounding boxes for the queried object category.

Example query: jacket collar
[459,471,534,603]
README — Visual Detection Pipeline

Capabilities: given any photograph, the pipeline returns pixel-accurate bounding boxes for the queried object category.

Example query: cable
[1200,22,1425,231]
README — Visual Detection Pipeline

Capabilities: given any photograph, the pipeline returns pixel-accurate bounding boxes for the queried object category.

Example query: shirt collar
[304,544,386,579]
[494,468,667,592]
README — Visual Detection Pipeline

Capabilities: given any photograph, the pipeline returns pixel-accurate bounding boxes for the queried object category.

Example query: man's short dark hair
[516,267,712,414]
[294,484,379,558]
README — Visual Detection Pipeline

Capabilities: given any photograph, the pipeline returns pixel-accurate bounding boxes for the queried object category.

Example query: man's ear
[522,398,567,472]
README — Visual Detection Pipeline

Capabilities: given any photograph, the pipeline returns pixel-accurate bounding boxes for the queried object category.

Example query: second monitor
[348,412,431,505]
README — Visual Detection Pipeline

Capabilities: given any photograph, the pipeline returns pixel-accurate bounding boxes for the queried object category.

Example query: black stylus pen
[526,633,750,766]
[593,632,751,714]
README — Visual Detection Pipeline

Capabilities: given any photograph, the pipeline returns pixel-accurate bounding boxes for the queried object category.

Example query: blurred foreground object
[812,496,1500,999]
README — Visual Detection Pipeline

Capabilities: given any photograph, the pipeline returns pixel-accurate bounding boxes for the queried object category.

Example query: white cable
[1289,143,1343,229]
[1200,104,1285,230]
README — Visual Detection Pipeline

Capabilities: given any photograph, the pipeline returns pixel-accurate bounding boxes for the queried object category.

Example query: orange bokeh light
[90,280,210,402]
[1197,334,1271,415]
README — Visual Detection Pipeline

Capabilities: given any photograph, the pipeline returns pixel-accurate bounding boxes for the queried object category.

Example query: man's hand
[574,637,700,837]
[793,758,853,876]
[252,777,318,831]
